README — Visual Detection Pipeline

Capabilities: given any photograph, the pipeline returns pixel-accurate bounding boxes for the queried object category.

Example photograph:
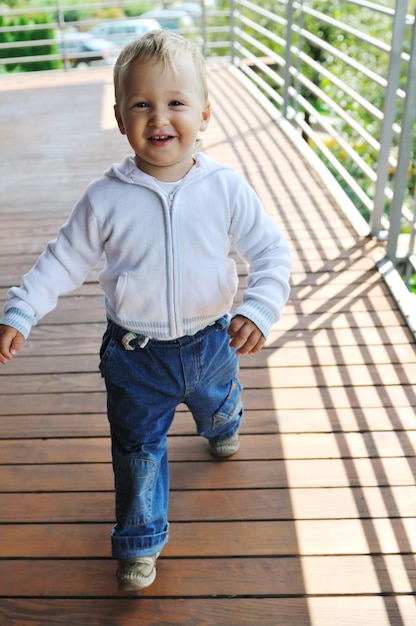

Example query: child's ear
[114,105,126,135]
[199,102,211,132]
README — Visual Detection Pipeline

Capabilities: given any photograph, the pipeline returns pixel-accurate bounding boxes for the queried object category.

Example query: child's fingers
[228,316,265,355]
[249,336,266,354]
[10,331,24,354]
[0,327,24,364]
[236,330,265,355]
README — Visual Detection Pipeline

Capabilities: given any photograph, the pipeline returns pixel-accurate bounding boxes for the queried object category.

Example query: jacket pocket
[183,259,238,319]
[114,272,165,323]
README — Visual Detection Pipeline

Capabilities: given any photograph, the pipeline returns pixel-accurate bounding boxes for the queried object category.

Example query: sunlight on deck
[0,63,415,625]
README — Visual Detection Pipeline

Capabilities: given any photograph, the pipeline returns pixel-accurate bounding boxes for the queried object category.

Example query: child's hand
[228,315,265,355]
[0,325,24,365]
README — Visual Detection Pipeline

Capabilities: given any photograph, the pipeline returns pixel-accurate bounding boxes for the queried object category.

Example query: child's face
[114,55,211,181]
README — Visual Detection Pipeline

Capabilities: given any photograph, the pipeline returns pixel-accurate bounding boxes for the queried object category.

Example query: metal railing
[0,1,229,69]
[228,0,416,335]
[1,0,415,333]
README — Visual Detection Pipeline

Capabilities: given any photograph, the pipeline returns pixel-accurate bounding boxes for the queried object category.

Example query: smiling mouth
[149,135,174,142]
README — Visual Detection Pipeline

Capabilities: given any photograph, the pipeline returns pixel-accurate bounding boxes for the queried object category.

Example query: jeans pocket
[212,378,243,431]
[114,457,157,527]
[99,330,116,377]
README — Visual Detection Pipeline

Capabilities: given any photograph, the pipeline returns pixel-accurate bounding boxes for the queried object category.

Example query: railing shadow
[206,64,416,623]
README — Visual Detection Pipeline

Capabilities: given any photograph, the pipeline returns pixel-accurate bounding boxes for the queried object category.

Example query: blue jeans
[99,316,243,559]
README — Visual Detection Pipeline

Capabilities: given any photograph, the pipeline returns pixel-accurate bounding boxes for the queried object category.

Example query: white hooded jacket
[2,152,291,340]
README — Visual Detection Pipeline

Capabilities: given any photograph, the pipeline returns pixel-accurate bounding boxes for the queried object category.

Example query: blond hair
[114,30,208,104]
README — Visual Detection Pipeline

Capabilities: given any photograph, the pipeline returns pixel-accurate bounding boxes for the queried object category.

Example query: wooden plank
[1,457,415,493]
[1,405,414,441]
[267,324,414,346]
[277,406,416,433]
[0,489,291,523]
[307,596,416,626]
[0,391,107,415]
[0,461,286,492]
[0,372,106,394]
[2,485,416,524]
[1,383,415,415]
[279,431,416,459]
[290,485,416,519]
[1,362,414,393]
[0,434,285,464]
[295,518,416,555]
[1,431,415,465]
[8,320,412,348]
[3,298,406,329]
[1,555,414,597]
[283,457,416,488]
[0,409,280,439]
[301,554,416,595]
[1,596,414,626]
[0,557,307,597]
[2,518,415,559]
[2,340,415,374]
[0,413,110,439]
[0,521,298,558]
[0,598,315,626]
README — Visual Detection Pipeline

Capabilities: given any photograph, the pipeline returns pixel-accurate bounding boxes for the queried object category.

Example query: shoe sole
[117,566,157,591]
[208,438,240,458]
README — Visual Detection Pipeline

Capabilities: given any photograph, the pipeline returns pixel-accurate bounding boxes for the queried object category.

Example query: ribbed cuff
[233,301,275,339]
[0,307,37,339]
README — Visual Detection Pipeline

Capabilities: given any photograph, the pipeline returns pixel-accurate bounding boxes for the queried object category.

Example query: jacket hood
[104,152,230,186]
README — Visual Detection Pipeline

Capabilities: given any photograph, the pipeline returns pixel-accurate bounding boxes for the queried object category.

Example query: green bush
[0,13,59,72]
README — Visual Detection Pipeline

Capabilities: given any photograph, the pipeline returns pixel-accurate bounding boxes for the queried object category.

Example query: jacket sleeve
[229,177,291,338]
[0,194,104,339]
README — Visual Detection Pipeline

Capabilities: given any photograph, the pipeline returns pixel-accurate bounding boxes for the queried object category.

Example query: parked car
[171,3,203,19]
[57,31,120,68]
[139,9,194,31]
[88,18,161,49]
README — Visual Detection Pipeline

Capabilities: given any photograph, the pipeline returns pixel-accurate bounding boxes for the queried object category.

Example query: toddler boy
[0,30,291,591]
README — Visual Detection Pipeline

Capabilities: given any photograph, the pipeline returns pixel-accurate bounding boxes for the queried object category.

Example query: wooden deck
[0,63,415,625]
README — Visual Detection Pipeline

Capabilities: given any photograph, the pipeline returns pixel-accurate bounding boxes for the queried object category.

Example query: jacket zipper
[132,175,197,338]
[166,191,180,337]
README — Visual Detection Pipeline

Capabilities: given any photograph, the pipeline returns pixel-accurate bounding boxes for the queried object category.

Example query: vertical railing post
[230,0,236,66]
[405,196,416,285]
[200,0,208,58]
[282,0,296,118]
[371,0,409,237]
[56,0,70,71]
[387,9,416,263]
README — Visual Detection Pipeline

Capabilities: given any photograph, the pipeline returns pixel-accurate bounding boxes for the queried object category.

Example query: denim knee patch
[212,378,243,431]
[114,457,157,527]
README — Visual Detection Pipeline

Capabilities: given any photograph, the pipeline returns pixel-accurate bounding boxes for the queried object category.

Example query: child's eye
[170,100,184,107]
[133,102,148,109]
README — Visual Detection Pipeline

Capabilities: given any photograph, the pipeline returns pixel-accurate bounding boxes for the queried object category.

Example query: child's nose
[149,107,169,127]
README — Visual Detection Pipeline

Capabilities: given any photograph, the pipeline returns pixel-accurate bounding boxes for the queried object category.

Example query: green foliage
[124,3,154,18]
[0,12,60,72]
[30,15,60,70]
[233,0,415,222]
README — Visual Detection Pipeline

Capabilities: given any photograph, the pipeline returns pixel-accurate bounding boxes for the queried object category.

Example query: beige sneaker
[116,552,161,591]
[208,432,240,458]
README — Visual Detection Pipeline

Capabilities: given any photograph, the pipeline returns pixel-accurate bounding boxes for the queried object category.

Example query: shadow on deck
[0,63,415,625]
